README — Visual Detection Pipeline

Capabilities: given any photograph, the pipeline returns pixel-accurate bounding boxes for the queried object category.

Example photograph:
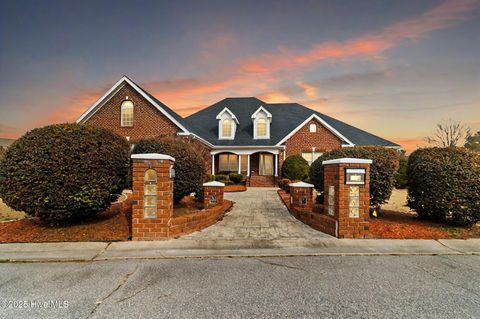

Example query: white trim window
[216,107,238,140]
[301,152,323,165]
[309,123,317,132]
[121,100,134,127]
[252,106,272,139]
[222,119,232,137]
[218,154,238,172]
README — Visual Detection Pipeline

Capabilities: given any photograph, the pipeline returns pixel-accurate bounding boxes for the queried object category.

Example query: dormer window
[252,106,272,139]
[216,107,238,139]
[121,99,134,127]
[257,118,267,137]
[222,119,232,137]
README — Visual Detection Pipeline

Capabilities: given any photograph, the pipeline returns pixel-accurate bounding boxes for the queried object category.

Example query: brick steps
[248,174,276,187]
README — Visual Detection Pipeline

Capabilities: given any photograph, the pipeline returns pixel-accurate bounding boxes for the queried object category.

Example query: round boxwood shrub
[228,173,243,184]
[0,124,130,224]
[394,156,408,189]
[281,155,309,180]
[131,137,206,204]
[407,147,480,225]
[310,147,399,206]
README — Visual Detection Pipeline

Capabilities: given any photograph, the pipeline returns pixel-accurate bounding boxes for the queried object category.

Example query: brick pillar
[131,153,175,241]
[203,181,225,208]
[289,181,314,211]
[322,158,372,239]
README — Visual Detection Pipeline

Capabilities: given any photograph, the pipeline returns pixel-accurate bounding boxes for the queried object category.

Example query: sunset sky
[1,0,479,153]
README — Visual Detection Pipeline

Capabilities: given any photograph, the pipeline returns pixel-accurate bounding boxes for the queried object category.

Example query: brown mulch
[370,210,480,239]
[0,208,131,243]
[224,184,247,192]
[173,196,205,217]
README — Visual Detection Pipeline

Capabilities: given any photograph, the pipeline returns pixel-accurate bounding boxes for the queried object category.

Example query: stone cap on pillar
[322,158,372,165]
[131,153,176,161]
[289,181,314,188]
[203,181,225,187]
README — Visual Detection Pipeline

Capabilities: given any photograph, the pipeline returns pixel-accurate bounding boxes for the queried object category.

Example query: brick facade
[85,83,180,142]
[81,82,346,185]
[284,118,342,157]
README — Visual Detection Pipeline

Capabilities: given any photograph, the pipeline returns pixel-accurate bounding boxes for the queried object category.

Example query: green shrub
[394,156,408,189]
[0,124,130,224]
[228,173,243,184]
[0,146,5,160]
[205,174,215,182]
[132,137,206,204]
[407,147,480,225]
[223,180,234,186]
[214,174,228,182]
[310,147,399,206]
[281,155,309,180]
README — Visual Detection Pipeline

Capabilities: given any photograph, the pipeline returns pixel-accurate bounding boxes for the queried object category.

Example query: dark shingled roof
[183,97,400,147]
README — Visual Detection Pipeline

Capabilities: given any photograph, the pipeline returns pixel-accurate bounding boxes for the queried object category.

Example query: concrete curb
[0,239,478,263]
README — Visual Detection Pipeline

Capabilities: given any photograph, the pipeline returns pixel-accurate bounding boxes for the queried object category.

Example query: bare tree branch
[425,119,470,147]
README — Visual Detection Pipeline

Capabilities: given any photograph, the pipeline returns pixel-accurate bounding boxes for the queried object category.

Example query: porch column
[238,155,241,174]
[211,154,215,175]
[247,154,251,176]
[274,154,278,177]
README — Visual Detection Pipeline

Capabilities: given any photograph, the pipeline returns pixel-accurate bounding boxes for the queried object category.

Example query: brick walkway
[181,188,331,240]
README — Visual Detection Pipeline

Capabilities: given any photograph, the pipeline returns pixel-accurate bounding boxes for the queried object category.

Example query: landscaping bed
[224,184,247,192]
[278,188,479,239]
[370,210,480,239]
[0,206,131,243]
[0,194,133,243]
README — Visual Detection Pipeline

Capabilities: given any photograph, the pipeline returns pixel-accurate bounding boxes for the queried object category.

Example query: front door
[259,153,274,175]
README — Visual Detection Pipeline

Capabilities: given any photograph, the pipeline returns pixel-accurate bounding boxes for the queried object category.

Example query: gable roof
[185,98,400,148]
[76,76,191,133]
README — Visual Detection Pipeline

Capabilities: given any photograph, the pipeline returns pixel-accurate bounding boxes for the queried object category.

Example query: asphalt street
[0,256,479,318]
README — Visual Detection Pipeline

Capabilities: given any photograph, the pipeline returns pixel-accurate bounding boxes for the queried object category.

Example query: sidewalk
[0,238,478,262]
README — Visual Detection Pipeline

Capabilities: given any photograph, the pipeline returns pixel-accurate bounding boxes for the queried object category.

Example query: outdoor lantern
[170,164,175,179]
[345,168,366,185]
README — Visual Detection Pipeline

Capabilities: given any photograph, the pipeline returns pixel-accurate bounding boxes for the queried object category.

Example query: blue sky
[1,0,479,152]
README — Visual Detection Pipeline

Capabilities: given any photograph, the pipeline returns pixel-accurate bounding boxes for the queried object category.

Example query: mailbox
[345,168,366,185]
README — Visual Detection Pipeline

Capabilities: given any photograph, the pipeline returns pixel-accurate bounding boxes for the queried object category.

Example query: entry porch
[211,148,283,186]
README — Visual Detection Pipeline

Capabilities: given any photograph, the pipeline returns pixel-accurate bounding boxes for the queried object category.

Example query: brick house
[77,76,400,186]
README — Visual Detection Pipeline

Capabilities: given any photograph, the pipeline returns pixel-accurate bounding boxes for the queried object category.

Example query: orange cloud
[392,137,429,154]
[240,0,479,75]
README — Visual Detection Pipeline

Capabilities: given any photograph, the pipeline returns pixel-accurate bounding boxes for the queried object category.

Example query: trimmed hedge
[394,156,408,189]
[277,178,291,192]
[228,173,243,184]
[281,155,309,180]
[214,174,228,182]
[0,124,130,224]
[310,147,399,206]
[132,137,206,204]
[407,147,480,225]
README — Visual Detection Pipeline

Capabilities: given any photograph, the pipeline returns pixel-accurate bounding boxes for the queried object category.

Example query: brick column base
[322,158,372,239]
[131,153,175,241]
[203,181,225,208]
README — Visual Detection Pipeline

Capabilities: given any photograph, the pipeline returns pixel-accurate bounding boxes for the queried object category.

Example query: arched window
[257,118,267,137]
[222,119,232,137]
[121,100,134,127]
[144,169,157,218]
[309,123,317,133]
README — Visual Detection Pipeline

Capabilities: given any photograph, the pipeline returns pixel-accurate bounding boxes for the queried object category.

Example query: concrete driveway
[182,187,331,241]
